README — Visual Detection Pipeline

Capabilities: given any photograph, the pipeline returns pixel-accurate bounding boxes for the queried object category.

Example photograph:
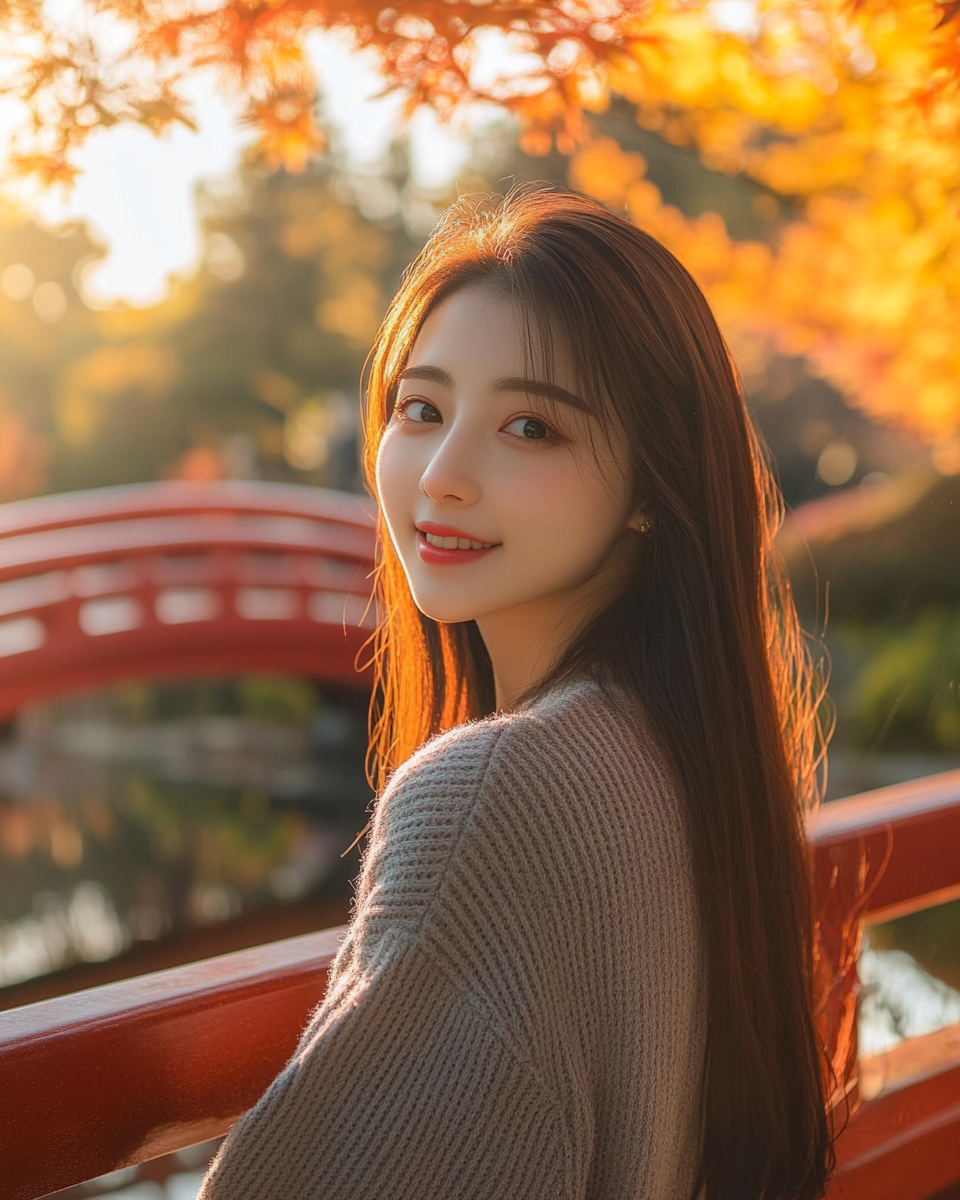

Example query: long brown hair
[359,184,838,1200]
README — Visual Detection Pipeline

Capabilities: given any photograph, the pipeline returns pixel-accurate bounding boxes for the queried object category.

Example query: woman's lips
[415,528,500,566]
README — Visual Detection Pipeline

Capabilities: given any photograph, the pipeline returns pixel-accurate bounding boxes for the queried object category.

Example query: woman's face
[375,284,645,629]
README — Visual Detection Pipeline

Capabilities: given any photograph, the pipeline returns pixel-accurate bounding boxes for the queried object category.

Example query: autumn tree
[151,158,422,491]
[0,212,104,500]
[2,0,959,466]
[0,157,424,494]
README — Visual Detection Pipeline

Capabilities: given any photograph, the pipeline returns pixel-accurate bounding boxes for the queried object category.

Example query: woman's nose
[418,427,481,506]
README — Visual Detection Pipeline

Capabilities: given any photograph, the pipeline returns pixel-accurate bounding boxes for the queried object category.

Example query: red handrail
[810,771,960,1200]
[810,769,960,922]
[2,774,959,1200]
[0,929,344,1200]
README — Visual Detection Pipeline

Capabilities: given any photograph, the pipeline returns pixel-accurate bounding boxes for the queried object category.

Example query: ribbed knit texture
[199,677,707,1199]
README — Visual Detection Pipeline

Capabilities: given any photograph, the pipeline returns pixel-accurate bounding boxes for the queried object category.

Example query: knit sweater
[199,677,707,1200]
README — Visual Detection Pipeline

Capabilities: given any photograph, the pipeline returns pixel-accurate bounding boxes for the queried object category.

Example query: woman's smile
[416,520,501,564]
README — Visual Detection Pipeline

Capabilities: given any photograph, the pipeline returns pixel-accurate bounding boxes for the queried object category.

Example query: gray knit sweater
[199,677,707,1199]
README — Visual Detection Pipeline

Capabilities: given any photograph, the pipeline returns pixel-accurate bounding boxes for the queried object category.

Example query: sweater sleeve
[198,935,576,1200]
[198,719,583,1200]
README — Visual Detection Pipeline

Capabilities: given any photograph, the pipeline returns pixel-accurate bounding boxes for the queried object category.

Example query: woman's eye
[397,398,441,424]
[503,416,553,441]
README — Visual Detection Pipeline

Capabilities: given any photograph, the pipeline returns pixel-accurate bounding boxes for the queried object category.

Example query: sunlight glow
[0,31,475,306]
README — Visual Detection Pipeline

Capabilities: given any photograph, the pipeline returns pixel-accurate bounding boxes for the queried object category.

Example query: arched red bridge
[0,482,958,1200]
[0,480,377,721]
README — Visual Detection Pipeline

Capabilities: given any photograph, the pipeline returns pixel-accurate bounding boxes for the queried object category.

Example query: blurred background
[1,1,959,1193]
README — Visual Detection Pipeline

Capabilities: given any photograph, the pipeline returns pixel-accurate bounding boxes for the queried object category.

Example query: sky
[0,32,474,307]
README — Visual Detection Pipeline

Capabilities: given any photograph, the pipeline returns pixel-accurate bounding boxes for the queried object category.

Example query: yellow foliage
[243,91,327,173]
[56,344,178,447]
[568,0,960,445]
[571,123,960,444]
[568,138,646,207]
[316,275,382,342]
[4,0,960,443]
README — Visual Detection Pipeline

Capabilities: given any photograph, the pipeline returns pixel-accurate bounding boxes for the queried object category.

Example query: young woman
[200,185,838,1200]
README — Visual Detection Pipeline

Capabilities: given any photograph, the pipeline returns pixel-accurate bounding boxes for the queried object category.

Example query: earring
[639,518,654,537]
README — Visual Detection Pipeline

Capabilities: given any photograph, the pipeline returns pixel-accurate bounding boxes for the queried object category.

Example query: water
[0,675,372,999]
[44,1139,221,1200]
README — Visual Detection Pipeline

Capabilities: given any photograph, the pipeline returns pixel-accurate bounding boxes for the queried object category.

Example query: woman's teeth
[423,532,495,550]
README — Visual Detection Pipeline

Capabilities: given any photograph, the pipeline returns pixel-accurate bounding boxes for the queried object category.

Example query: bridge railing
[810,770,960,1200]
[1,771,959,1200]
[0,481,377,720]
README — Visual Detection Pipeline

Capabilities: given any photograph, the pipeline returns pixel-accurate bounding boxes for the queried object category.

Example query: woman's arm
[198,931,579,1200]
[198,717,586,1199]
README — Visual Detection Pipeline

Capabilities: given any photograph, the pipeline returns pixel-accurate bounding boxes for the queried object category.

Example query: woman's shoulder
[367,675,679,888]
[345,674,695,990]
[383,676,650,807]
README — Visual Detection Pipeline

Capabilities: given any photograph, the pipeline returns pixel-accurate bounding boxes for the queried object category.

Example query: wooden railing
[0,481,377,720]
[811,770,960,1200]
[2,772,960,1200]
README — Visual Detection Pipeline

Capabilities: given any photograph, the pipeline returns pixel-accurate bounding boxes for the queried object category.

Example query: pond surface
[0,675,372,996]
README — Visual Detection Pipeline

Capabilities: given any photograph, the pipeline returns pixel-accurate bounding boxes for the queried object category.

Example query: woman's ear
[627,511,654,538]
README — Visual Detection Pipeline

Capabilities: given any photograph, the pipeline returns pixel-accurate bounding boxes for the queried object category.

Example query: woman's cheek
[508,457,593,545]
[512,458,628,579]
[375,430,415,531]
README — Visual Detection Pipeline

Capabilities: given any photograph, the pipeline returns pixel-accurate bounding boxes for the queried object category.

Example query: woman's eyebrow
[397,366,589,415]
[492,376,591,414]
[397,365,453,387]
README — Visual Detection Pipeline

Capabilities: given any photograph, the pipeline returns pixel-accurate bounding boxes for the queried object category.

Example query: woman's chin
[407,582,504,625]
[411,598,483,624]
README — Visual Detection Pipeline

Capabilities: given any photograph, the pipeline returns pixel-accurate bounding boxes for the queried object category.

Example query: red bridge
[0,482,958,1200]
[0,480,376,720]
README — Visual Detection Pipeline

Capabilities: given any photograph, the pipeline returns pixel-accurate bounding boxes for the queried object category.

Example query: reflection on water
[860,897,960,1059]
[81,1176,203,1200]
[0,676,371,994]
[859,930,960,1056]
[47,1138,221,1200]
[0,881,126,987]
